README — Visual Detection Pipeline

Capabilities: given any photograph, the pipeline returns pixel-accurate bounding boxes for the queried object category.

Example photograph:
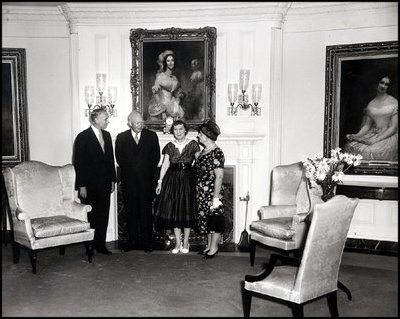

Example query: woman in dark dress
[194,120,225,259]
[154,120,200,254]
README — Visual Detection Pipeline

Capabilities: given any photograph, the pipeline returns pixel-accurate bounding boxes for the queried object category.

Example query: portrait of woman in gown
[344,75,398,161]
[148,50,185,121]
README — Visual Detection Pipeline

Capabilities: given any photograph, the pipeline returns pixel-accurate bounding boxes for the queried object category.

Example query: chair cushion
[31,215,90,238]
[250,217,295,240]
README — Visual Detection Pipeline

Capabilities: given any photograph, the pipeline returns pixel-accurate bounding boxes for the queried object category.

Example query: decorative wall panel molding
[2,5,66,23]
[58,2,290,25]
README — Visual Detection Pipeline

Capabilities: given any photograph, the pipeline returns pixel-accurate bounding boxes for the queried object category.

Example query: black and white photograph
[1,2,397,318]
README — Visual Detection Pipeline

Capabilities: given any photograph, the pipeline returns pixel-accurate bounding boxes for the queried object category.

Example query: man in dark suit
[73,109,117,255]
[115,110,160,252]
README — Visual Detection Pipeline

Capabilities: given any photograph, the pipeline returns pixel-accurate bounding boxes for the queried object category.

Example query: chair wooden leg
[338,280,352,300]
[327,291,339,317]
[30,251,37,274]
[12,242,20,263]
[290,303,304,317]
[85,241,94,263]
[59,246,66,255]
[241,282,252,317]
[249,239,256,266]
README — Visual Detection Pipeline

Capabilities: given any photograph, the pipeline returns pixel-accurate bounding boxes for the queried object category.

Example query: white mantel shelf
[157,132,265,143]
[342,175,398,188]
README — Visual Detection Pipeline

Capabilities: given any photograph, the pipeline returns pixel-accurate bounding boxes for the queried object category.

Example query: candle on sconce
[239,69,250,92]
[228,83,238,104]
[252,84,262,103]
[108,86,117,104]
[84,85,95,105]
[96,73,107,93]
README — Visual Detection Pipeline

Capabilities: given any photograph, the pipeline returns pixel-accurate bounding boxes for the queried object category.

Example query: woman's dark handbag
[238,192,250,252]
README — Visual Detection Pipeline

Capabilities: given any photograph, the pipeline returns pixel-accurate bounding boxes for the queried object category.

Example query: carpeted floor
[2,243,398,317]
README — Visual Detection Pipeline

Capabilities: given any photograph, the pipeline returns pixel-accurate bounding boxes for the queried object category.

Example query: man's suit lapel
[136,129,147,151]
[88,127,105,156]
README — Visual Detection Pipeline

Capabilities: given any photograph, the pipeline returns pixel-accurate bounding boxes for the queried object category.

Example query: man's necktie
[98,131,105,152]
[134,133,139,144]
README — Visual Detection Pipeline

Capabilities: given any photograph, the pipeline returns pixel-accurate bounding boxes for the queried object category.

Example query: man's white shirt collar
[131,129,141,139]
[91,125,101,137]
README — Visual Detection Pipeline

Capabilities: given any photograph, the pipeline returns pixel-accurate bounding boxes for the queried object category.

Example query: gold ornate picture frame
[130,27,217,131]
[2,48,29,167]
[324,41,398,176]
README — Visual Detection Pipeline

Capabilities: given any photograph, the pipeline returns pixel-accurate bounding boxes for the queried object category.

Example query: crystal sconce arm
[227,69,261,116]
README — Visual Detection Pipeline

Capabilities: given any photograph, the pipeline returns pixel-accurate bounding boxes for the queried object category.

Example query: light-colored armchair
[2,161,94,274]
[249,162,323,266]
[243,195,359,317]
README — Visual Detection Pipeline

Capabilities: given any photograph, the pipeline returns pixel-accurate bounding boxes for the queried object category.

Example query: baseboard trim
[344,238,398,256]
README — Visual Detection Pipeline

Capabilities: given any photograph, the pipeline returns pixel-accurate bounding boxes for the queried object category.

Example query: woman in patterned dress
[154,120,200,254]
[194,120,225,259]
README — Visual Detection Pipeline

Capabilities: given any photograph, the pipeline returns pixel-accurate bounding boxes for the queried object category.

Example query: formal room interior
[2,2,398,317]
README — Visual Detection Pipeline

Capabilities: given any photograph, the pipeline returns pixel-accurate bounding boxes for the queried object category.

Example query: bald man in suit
[115,111,160,252]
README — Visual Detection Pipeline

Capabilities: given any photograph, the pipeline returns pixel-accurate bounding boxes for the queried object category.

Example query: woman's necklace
[173,138,189,154]
[175,137,188,145]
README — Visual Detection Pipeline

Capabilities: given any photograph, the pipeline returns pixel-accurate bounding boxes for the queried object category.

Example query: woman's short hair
[170,119,189,135]
[162,53,176,71]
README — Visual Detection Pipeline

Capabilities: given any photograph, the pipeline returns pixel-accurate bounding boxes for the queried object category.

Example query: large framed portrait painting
[2,48,29,167]
[324,41,398,176]
[130,27,216,131]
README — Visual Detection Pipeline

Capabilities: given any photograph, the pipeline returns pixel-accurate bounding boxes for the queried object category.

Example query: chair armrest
[292,212,311,248]
[258,205,296,219]
[245,253,300,282]
[15,208,35,239]
[64,201,92,222]
[293,212,309,223]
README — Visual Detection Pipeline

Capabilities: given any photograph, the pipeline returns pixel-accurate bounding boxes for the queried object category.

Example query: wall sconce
[227,69,262,116]
[84,73,117,117]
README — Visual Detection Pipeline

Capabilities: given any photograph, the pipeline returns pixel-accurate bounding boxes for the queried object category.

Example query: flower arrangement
[302,148,362,201]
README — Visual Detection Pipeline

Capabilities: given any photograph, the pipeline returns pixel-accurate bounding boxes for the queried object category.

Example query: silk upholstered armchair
[249,162,323,266]
[2,161,94,274]
[242,195,359,317]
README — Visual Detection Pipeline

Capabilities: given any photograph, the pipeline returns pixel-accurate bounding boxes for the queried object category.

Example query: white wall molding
[69,32,81,146]
[268,27,283,170]
[57,2,290,26]
[2,5,67,23]
[288,2,398,16]
[285,2,398,33]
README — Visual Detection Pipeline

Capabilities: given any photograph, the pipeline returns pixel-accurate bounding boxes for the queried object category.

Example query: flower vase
[321,183,336,202]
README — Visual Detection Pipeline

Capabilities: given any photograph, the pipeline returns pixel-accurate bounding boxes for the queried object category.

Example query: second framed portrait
[2,48,29,167]
[130,27,217,131]
[324,41,398,176]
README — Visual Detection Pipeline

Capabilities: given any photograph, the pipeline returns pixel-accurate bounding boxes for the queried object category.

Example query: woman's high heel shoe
[197,248,210,255]
[172,242,182,254]
[204,249,219,259]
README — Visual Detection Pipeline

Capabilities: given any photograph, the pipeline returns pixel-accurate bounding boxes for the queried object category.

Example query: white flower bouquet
[302,148,362,201]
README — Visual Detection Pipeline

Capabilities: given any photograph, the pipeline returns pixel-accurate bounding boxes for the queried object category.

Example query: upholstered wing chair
[2,161,94,274]
[243,195,359,317]
[249,162,323,266]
